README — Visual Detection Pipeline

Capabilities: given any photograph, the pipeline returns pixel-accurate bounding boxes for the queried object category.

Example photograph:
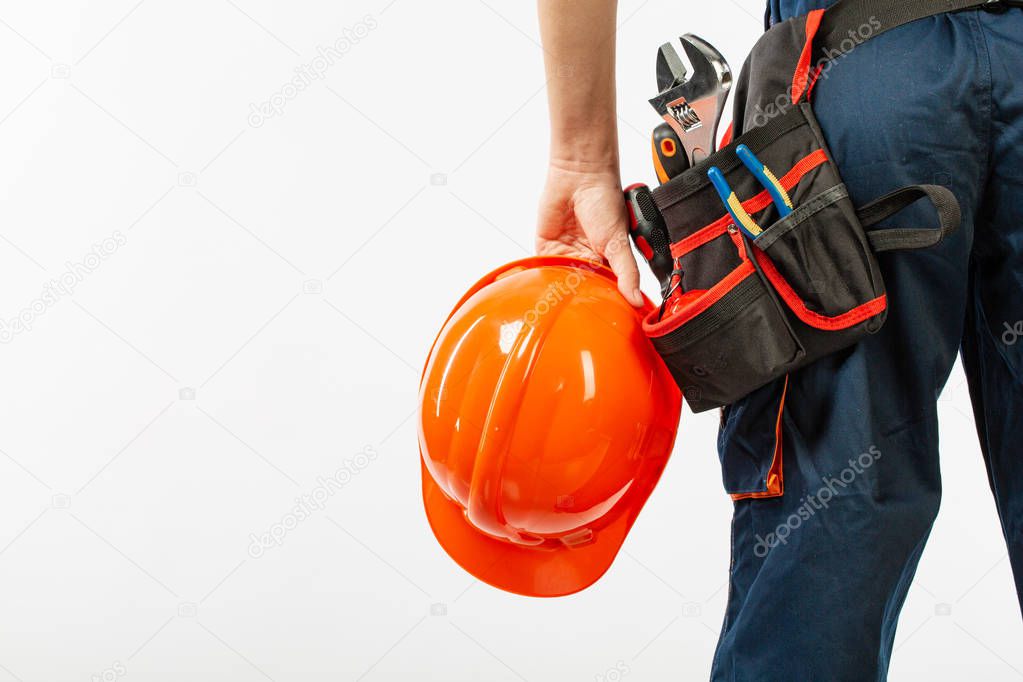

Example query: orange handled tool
[652,122,690,184]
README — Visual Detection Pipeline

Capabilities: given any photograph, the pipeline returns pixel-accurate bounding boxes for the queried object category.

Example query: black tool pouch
[637,0,968,412]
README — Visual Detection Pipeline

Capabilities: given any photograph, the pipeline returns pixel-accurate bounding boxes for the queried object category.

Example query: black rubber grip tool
[624,183,673,296]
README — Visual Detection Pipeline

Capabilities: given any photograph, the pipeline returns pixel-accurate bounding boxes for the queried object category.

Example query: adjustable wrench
[648,35,732,170]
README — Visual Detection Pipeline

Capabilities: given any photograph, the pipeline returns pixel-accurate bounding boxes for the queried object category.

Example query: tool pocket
[750,181,888,349]
[641,211,805,412]
[754,184,882,322]
[637,105,959,411]
[648,271,802,411]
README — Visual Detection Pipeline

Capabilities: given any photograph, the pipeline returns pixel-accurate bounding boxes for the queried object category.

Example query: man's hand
[536,161,642,306]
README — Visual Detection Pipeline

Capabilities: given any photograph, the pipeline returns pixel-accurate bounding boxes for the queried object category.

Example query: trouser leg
[959,6,1023,614]
[711,12,988,681]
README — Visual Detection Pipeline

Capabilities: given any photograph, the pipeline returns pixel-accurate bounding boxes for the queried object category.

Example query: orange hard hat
[418,256,682,597]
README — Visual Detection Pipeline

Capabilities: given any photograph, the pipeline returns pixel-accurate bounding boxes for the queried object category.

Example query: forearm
[535,0,640,305]
[537,0,619,171]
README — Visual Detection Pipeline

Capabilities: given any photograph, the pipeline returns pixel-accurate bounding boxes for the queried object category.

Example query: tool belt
[636,0,1009,412]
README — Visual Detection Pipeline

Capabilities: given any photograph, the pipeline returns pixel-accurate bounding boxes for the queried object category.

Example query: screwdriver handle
[624,183,673,295]
[651,122,690,184]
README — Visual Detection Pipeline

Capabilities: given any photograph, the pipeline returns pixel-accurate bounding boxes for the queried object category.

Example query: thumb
[604,233,644,307]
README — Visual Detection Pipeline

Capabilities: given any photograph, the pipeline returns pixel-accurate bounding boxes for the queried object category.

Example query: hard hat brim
[421,457,632,598]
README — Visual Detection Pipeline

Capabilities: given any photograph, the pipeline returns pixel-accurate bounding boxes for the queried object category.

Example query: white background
[0,1,1019,680]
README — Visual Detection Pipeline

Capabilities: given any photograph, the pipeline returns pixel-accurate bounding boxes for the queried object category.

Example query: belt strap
[858,184,961,252]
[813,0,1003,69]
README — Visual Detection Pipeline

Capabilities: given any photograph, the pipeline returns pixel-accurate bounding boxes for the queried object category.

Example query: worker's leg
[960,7,1023,611]
[711,12,989,681]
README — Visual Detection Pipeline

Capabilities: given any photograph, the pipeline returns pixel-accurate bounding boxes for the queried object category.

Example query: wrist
[548,143,620,177]
[549,119,619,168]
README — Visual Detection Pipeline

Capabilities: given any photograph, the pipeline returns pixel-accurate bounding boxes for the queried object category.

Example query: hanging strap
[858,184,961,252]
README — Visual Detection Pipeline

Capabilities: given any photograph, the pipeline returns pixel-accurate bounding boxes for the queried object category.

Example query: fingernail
[632,288,643,305]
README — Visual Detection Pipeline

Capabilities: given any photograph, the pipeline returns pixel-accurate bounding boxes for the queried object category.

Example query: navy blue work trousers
[712,4,1023,679]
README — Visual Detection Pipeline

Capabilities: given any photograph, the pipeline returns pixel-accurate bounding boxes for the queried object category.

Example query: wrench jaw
[648,34,732,167]
[678,34,732,94]
[655,41,688,91]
